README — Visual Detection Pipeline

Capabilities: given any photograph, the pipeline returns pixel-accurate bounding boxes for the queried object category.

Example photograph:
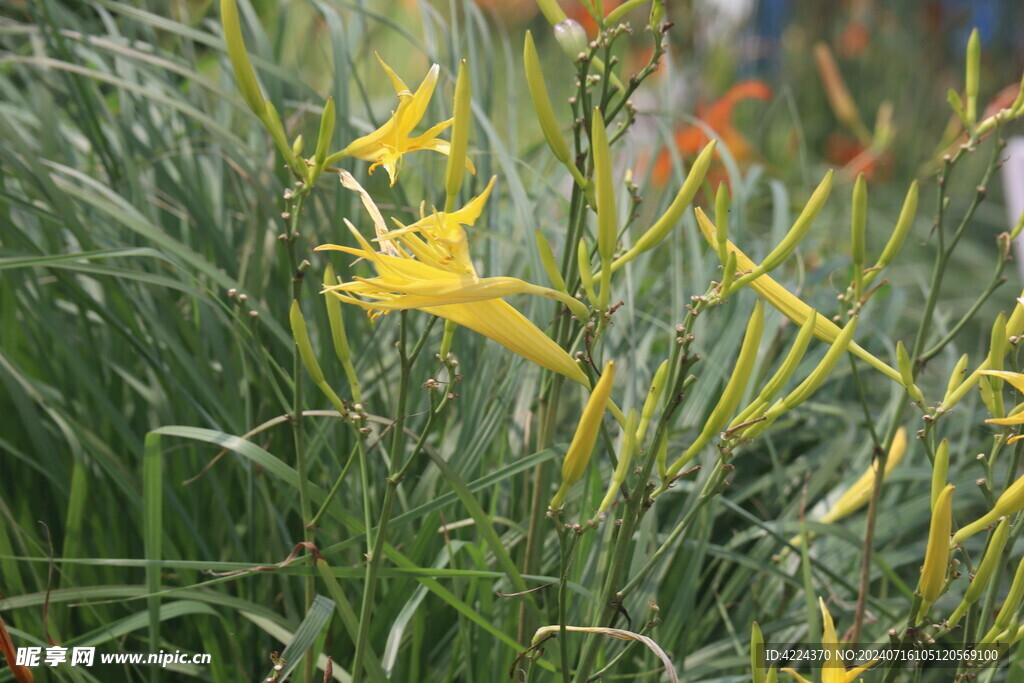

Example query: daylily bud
[948,88,967,124]
[817,427,908,526]
[896,341,925,404]
[637,360,670,445]
[751,621,767,683]
[554,20,587,59]
[814,42,865,136]
[732,312,818,429]
[720,250,738,295]
[966,28,981,124]
[221,0,266,116]
[649,0,666,33]
[314,97,336,169]
[864,181,919,286]
[291,300,324,385]
[851,174,867,271]
[931,439,949,511]
[734,171,834,289]
[598,409,638,514]
[953,471,1024,544]
[1012,208,1024,241]
[947,517,1009,628]
[917,484,954,622]
[668,301,764,476]
[291,134,304,158]
[524,32,572,165]
[324,264,361,402]
[944,354,970,405]
[577,238,598,306]
[983,553,1024,642]
[444,60,472,211]
[535,230,568,294]
[592,108,616,309]
[551,361,616,509]
[715,183,730,265]
[777,316,857,413]
[610,141,715,272]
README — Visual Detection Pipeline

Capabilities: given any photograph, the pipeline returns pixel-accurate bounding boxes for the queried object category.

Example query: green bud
[731,311,817,428]
[776,316,858,414]
[734,171,833,288]
[715,182,730,265]
[931,439,949,511]
[751,621,767,683]
[637,360,670,445]
[985,554,1024,640]
[609,141,716,272]
[221,0,266,116]
[592,108,616,309]
[314,97,336,168]
[668,300,764,476]
[535,230,568,294]
[865,181,918,286]
[851,173,867,269]
[554,19,587,59]
[598,409,638,515]
[948,518,1010,628]
[917,484,954,622]
[966,28,981,124]
[524,32,571,165]
[323,264,361,403]
[942,354,970,406]
[649,0,666,33]
[291,134,304,158]
[577,238,598,307]
[896,341,925,404]
[445,60,472,212]
[290,299,324,385]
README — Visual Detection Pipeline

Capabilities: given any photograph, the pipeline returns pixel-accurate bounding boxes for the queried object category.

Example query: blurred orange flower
[652,80,772,185]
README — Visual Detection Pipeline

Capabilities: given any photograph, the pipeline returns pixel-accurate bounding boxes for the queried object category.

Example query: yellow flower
[781,598,875,683]
[980,370,1024,440]
[326,54,475,186]
[316,175,588,386]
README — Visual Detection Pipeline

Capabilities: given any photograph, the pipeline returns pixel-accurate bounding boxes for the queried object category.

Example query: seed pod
[917,484,954,622]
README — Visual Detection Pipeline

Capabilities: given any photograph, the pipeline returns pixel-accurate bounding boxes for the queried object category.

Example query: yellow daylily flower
[782,598,876,683]
[316,175,588,386]
[326,54,476,186]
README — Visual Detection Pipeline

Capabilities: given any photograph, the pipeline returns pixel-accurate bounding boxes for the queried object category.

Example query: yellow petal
[695,208,905,387]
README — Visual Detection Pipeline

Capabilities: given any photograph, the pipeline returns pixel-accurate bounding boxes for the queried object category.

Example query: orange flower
[652,80,772,185]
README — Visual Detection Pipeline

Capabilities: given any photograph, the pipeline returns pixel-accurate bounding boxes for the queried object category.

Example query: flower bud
[983,553,1024,642]
[851,173,867,270]
[444,60,472,211]
[554,19,588,59]
[535,230,568,294]
[864,181,918,286]
[953,470,1024,545]
[917,484,954,622]
[551,361,616,509]
[947,517,1009,628]
[221,0,266,116]
[637,360,670,445]
[610,141,715,273]
[931,439,950,511]
[966,28,981,123]
[524,32,571,165]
